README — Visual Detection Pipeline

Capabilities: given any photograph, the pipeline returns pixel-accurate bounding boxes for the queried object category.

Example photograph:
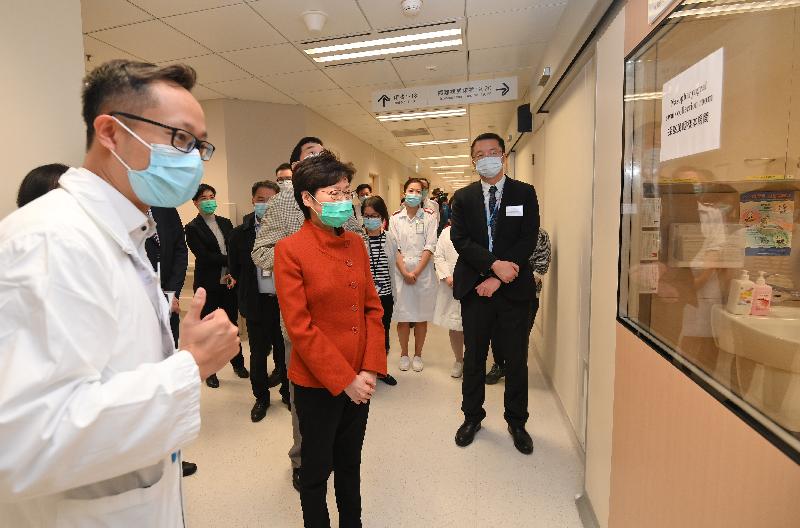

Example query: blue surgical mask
[405,193,422,207]
[475,156,503,178]
[363,217,383,231]
[422,189,429,201]
[254,203,268,218]
[110,117,204,207]
[311,195,353,228]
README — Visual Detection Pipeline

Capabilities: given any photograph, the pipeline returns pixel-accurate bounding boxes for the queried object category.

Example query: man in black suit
[185,183,248,388]
[450,132,540,455]
[228,180,288,423]
[144,206,198,477]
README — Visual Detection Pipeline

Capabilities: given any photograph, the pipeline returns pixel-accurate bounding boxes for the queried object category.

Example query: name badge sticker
[506,205,523,217]
[261,269,272,277]
[416,222,425,234]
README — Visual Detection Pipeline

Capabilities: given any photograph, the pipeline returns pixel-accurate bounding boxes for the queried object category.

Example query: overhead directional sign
[372,77,518,113]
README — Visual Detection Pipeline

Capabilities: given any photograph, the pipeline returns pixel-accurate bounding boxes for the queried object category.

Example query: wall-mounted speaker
[517,103,532,133]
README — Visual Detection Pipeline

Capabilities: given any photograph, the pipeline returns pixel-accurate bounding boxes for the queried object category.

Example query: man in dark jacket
[185,183,248,388]
[228,180,287,422]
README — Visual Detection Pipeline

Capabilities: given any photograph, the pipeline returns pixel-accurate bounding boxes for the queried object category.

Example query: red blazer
[275,220,388,395]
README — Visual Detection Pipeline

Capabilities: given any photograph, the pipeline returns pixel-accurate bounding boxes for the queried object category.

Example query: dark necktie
[489,185,498,244]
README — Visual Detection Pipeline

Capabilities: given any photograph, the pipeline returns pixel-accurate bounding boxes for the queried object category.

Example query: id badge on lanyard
[415,220,425,235]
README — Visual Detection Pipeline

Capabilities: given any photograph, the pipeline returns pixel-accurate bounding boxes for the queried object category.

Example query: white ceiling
[81,0,568,186]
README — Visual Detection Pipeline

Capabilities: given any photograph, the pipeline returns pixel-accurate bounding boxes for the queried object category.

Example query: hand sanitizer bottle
[750,271,773,316]
[726,270,755,315]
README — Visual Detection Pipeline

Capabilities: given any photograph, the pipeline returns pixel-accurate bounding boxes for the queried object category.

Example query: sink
[711,304,800,432]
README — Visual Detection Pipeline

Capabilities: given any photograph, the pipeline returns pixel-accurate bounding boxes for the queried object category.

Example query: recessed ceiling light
[376,108,466,122]
[419,154,470,160]
[405,138,469,146]
[437,171,465,175]
[431,164,471,169]
[304,28,461,55]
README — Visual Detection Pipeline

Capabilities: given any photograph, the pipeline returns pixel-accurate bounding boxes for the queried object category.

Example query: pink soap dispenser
[751,271,773,316]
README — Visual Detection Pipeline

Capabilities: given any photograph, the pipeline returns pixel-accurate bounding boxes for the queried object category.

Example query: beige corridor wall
[536,59,598,435]
[1,0,85,219]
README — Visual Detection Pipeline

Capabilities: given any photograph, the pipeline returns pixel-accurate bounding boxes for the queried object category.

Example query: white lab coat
[0,168,201,527]
[432,226,462,331]
[388,206,438,322]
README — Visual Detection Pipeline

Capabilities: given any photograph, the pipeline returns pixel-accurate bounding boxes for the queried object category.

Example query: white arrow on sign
[372,77,518,113]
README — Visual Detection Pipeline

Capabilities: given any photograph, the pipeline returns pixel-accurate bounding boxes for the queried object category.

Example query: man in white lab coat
[0,60,240,527]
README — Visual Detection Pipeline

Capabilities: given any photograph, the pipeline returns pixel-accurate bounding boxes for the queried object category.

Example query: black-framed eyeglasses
[110,111,215,161]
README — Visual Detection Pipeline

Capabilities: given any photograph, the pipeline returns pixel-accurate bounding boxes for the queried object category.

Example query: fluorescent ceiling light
[420,154,470,160]
[312,39,462,63]
[405,138,469,147]
[437,171,465,175]
[377,108,466,122]
[669,0,800,18]
[304,28,461,55]
[432,164,471,169]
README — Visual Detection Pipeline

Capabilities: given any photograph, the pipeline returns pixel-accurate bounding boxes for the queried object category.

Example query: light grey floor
[183,323,585,528]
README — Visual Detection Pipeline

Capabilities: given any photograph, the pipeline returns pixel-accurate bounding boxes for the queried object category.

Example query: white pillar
[0,0,85,218]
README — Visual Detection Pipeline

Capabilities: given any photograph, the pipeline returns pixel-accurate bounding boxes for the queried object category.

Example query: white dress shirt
[0,167,200,527]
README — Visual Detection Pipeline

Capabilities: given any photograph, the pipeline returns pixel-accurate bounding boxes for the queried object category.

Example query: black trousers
[491,297,539,368]
[169,312,180,348]
[245,293,286,401]
[200,283,245,369]
[379,295,393,354]
[461,292,530,427]
[294,385,370,528]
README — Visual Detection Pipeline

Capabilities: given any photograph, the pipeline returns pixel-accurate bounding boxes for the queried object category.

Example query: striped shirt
[366,232,392,296]
[528,228,552,297]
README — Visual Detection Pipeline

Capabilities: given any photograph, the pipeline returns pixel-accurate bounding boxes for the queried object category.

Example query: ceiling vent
[391,127,431,138]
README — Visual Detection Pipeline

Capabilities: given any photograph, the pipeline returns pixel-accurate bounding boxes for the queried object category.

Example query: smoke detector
[302,10,328,32]
[401,0,423,17]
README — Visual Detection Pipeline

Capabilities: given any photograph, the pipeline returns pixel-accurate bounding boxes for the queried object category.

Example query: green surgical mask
[311,195,353,228]
[199,199,217,215]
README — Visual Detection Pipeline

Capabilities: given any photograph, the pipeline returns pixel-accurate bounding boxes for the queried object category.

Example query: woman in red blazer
[274,151,387,528]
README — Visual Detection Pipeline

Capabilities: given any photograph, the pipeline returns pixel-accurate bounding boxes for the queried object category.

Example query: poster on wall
[660,48,724,162]
[740,191,795,256]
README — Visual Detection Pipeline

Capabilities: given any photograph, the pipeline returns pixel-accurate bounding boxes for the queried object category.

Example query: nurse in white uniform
[389,178,438,373]
[433,223,465,379]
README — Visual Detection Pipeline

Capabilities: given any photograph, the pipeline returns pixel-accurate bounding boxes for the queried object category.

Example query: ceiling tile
[193,84,226,100]
[424,115,468,129]
[325,61,402,89]
[391,50,467,84]
[467,4,565,50]
[263,70,338,93]
[129,0,244,18]
[428,126,470,141]
[205,77,296,103]
[291,89,355,108]
[357,0,465,31]
[81,0,153,33]
[223,43,317,77]
[90,20,210,62]
[466,0,567,16]
[249,0,371,42]
[163,4,285,52]
[468,100,517,117]
[83,36,144,70]
[164,54,250,84]
[468,43,545,75]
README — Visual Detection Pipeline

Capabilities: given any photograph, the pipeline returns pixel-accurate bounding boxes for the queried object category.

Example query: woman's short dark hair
[403,178,423,192]
[361,195,390,226]
[82,60,197,149]
[355,183,372,194]
[16,163,69,208]
[252,180,280,196]
[193,183,216,201]
[293,150,355,219]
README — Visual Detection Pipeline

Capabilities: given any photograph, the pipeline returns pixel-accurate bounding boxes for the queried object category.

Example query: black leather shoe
[182,461,197,477]
[508,425,534,455]
[205,374,219,388]
[292,468,301,493]
[267,368,282,388]
[485,363,506,385]
[379,374,397,386]
[455,421,481,447]
[233,365,250,378]
[251,398,269,422]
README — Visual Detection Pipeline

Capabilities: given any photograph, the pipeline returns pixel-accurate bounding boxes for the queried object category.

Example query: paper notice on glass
[639,263,660,294]
[660,48,724,162]
[641,198,662,228]
[640,230,661,261]
[740,191,794,256]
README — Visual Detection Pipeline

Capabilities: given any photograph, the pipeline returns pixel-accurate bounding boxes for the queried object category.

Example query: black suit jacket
[185,214,234,291]
[228,212,267,321]
[145,207,188,294]
[450,177,540,301]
